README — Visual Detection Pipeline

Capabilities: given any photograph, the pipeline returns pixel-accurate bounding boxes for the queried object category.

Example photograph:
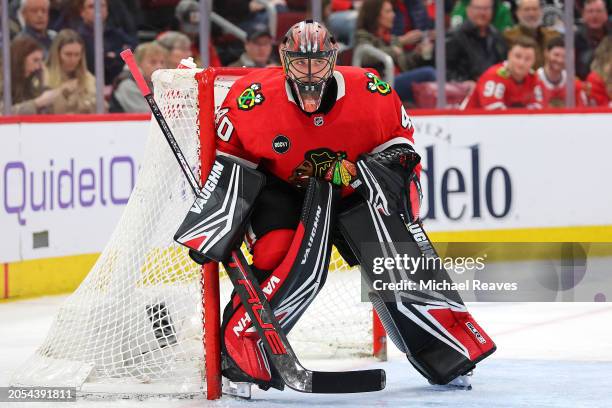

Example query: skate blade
[222,377,252,399]
[429,374,472,391]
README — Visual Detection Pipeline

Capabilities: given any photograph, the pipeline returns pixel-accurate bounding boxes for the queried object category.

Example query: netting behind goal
[10,68,377,399]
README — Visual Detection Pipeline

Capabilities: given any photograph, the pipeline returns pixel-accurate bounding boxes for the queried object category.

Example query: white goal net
[10,68,377,398]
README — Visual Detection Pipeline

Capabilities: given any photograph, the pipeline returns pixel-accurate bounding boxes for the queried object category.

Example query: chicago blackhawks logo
[365,72,391,96]
[237,83,265,110]
[289,148,357,189]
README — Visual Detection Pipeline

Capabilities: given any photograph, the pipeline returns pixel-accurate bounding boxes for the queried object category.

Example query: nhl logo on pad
[313,116,324,126]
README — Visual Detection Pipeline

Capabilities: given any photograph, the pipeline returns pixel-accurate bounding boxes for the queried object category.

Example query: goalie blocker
[174,155,265,262]
[340,145,496,385]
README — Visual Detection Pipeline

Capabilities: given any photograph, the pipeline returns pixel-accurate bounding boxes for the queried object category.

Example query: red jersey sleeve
[575,79,589,107]
[214,103,260,168]
[372,91,416,153]
[586,71,610,107]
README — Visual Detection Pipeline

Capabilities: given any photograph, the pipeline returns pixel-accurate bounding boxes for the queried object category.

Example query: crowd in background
[0,0,611,115]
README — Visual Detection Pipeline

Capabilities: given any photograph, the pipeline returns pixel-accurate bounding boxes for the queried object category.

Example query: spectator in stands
[105,0,140,45]
[18,0,56,54]
[392,0,454,34]
[586,35,612,106]
[575,0,612,19]
[326,0,361,46]
[0,35,65,114]
[213,0,289,33]
[575,0,611,79]
[48,0,66,30]
[463,37,543,109]
[504,0,560,69]
[110,42,166,113]
[536,37,588,107]
[451,0,514,32]
[355,0,436,104]
[388,0,435,52]
[46,29,96,114]
[446,0,507,81]
[157,31,192,69]
[75,0,136,85]
[229,26,276,67]
[175,0,222,67]
[48,0,80,31]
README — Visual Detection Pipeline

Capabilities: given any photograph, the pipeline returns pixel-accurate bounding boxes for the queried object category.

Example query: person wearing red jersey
[183,20,495,394]
[537,37,588,108]
[463,36,544,110]
[585,35,612,107]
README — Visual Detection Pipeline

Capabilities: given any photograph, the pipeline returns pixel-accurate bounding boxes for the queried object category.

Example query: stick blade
[311,369,386,393]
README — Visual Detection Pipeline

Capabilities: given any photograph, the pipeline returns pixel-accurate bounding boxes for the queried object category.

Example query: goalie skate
[430,371,473,391]
[222,377,252,399]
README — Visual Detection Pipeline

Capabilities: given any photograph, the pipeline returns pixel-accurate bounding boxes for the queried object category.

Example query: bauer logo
[272,135,290,154]
[466,322,487,344]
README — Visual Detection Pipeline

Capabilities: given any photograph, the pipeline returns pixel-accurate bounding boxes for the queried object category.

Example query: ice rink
[1,299,611,408]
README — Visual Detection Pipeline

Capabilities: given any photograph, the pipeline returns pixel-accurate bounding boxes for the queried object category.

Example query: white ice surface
[1,298,611,408]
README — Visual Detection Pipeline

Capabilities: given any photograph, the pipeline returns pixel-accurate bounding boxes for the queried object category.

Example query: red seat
[412,81,476,109]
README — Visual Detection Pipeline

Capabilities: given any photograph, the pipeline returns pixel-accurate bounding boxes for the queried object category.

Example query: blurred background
[1,0,611,114]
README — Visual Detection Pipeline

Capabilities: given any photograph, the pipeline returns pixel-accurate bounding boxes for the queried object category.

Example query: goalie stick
[120,50,386,394]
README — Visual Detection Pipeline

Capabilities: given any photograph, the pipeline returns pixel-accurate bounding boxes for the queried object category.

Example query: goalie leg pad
[221,179,338,384]
[339,203,496,385]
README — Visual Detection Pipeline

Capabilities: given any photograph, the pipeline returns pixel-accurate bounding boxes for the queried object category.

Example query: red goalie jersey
[464,62,543,110]
[536,68,588,108]
[214,66,415,192]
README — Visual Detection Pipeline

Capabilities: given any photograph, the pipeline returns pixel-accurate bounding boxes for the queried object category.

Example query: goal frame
[197,67,386,400]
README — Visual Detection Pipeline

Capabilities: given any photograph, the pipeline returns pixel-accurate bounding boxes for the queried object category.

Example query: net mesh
[10,68,373,397]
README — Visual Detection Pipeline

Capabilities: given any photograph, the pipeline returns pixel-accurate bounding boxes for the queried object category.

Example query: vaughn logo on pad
[190,161,224,214]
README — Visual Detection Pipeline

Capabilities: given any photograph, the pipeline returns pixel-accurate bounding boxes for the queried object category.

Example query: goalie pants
[221,175,356,384]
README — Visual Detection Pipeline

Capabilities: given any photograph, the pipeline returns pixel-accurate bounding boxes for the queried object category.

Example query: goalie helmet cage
[10,67,386,400]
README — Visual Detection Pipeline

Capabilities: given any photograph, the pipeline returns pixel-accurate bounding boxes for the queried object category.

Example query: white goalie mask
[279,20,339,113]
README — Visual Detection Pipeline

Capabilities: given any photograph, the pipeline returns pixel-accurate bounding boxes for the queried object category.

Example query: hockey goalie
[175,20,496,394]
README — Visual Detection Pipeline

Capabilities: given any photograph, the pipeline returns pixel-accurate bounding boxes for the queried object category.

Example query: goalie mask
[280,20,339,113]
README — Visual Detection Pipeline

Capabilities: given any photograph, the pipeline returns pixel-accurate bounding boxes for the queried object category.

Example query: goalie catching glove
[351,144,422,222]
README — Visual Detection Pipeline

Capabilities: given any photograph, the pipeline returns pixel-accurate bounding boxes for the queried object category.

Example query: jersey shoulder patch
[495,65,510,79]
[236,83,265,111]
[365,72,392,96]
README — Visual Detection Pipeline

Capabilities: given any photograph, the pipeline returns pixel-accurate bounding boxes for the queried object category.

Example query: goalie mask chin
[280,20,338,113]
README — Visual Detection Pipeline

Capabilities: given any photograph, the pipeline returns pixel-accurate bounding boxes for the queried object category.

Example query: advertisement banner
[413,113,612,231]
[1,120,148,263]
[1,112,611,263]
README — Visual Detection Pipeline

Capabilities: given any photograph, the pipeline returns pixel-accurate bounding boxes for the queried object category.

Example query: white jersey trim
[536,67,567,90]
[370,137,414,154]
[484,102,507,110]
[333,71,346,100]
